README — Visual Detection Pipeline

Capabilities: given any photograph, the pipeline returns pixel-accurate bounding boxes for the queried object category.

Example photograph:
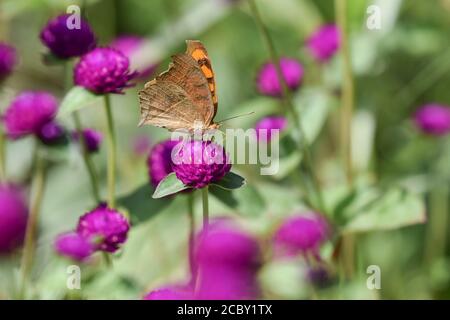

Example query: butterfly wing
[186,40,218,122]
[138,52,215,130]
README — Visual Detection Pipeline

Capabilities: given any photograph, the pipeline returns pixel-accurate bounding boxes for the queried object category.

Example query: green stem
[248,0,325,213]
[187,194,196,279]
[0,130,6,181]
[72,112,101,204]
[18,147,46,299]
[202,186,209,232]
[335,0,354,186]
[102,252,113,267]
[103,95,117,208]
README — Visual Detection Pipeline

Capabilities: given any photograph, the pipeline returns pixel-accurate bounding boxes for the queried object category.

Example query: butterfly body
[138,40,219,132]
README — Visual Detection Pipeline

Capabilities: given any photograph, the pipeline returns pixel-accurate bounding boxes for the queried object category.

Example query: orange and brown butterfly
[138,40,219,132]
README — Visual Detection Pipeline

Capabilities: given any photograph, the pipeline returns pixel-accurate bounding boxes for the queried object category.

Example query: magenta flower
[194,220,261,300]
[3,91,58,139]
[306,24,340,62]
[74,47,137,94]
[256,58,304,97]
[0,184,28,253]
[37,121,66,145]
[273,213,329,257]
[76,205,130,253]
[54,232,94,261]
[172,140,231,189]
[413,104,450,136]
[40,14,96,59]
[0,42,17,81]
[143,284,193,300]
[110,35,157,79]
[147,140,178,187]
[72,128,103,153]
[255,116,287,141]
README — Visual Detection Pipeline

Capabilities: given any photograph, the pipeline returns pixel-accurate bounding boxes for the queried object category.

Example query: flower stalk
[248,0,325,212]
[103,94,117,208]
[202,186,209,232]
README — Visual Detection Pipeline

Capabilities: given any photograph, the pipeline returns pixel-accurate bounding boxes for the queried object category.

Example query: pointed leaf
[152,173,190,198]
[211,171,245,190]
[57,86,101,118]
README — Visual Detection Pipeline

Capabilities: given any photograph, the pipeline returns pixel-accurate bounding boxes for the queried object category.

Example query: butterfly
[138,40,219,132]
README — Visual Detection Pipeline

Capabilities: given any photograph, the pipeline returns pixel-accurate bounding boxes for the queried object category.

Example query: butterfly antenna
[217,111,255,124]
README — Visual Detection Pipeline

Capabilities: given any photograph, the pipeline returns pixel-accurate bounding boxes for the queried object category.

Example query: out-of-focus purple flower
[172,140,231,189]
[413,104,450,136]
[3,91,58,139]
[76,205,130,253]
[132,135,152,157]
[0,43,17,81]
[72,128,103,153]
[306,24,340,62]
[37,121,66,145]
[0,184,28,253]
[54,232,94,261]
[273,213,329,257]
[306,266,332,288]
[110,35,157,79]
[256,58,304,97]
[40,14,96,59]
[147,140,178,187]
[255,116,287,141]
[194,220,261,300]
[143,284,193,300]
[74,47,137,94]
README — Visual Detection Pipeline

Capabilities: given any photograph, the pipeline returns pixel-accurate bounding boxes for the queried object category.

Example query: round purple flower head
[54,232,94,261]
[40,14,96,59]
[172,140,231,189]
[0,184,28,253]
[306,24,340,62]
[255,116,287,142]
[76,205,130,253]
[72,128,103,153]
[273,213,329,257]
[194,220,261,300]
[413,104,450,136]
[3,91,58,139]
[147,139,178,187]
[256,58,304,97]
[110,35,157,79]
[37,121,66,145]
[0,43,17,81]
[143,284,193,300]
[74,47,137,94]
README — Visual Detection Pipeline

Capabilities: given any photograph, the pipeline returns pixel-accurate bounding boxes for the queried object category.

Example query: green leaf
[340,188,426,233]
[57,86,101,118]
[118,184,173,224]
[211,171,246,190]
[152,173,190,198]
[210,183,265,217]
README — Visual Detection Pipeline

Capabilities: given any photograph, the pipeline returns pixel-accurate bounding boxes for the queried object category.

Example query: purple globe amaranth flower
[273,212,329,257]
[413,104,450,136]
[172,140,231,189]
[72,128,103,153]
[110,35,157,79]
[147,139,178,187]
[256,58,304,97]
[0,184,28,253]
[40,14,96,59]
[74,47,137,94]
[37,121,66,145]
[3,91,58,139]
[0,42,17,81]
[306,24,340,62]
[54,232,94,261]
[76,205,130,253]
[143,284,194,300]
[255,116,287,141]
[194,220,262,300]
